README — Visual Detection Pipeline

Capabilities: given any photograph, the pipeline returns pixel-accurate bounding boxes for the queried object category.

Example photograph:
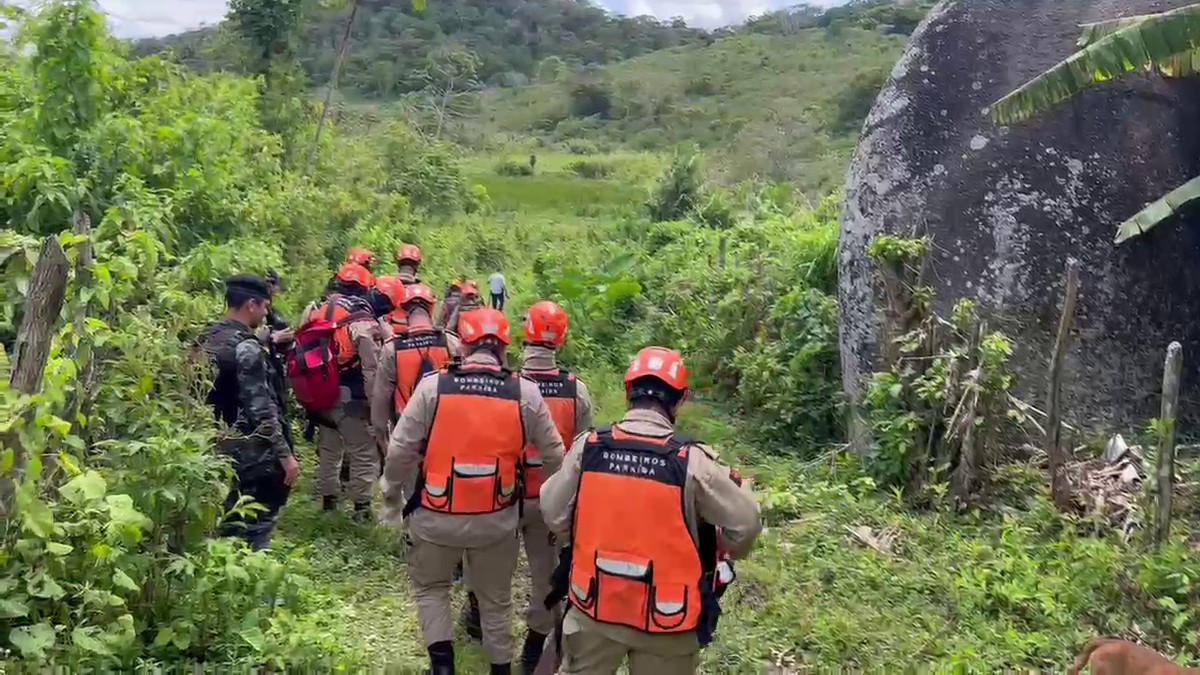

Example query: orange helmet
[335,262,374,289]
[346,247,376,270]
[458,308,510,345]
[524,300,568,348]
[396,244,422,267]
[624,347,688,395]
[374,276,406,308]
[402,283,436,310]
[448,279,463,291]
[461,281,480,299]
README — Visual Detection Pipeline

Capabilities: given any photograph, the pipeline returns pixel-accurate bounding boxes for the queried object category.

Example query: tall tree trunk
[305,0,361,176]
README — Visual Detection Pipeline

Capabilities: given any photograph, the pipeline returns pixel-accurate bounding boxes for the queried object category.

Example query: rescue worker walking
[515,300,593,671]
[540,347,762,675]
[374,276,410,339]
[346,247,377,272]
[448,281,483,335]
[371,283,459,455]
[381,309,567,675]
[396,244,423,285]
[438,280,463,330]
[302,263,382,521]
[200,275,300,550]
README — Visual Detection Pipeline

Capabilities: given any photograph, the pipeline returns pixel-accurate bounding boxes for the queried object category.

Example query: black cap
[224,274,271,300]
[265,269,280,285]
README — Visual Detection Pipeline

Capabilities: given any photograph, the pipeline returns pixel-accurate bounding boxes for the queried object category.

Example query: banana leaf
[1078,14,1200,76]
[1114,174,1200,244]
[991,4,1200,125]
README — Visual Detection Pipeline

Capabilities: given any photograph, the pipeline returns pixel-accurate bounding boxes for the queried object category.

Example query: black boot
[352,502,372,523]
[322,495,337,512]
[519,630,548,675]
[427,640,454,675]
[460,592,482,641]
[490,664,511,675]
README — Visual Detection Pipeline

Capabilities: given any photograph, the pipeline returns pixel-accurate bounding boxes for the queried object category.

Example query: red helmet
[461,281,480,299]
[346,247,376,270]
[402,283,436,310]
[374,276,406,308]
[524,300,568,348]
[624,347,688,395]
[458,308,510,345]
[396,244,422,267]
[335,262,374,289]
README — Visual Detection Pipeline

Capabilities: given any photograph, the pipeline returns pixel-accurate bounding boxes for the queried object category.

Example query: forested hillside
[135,0,705,97]
[5,0,1200,672]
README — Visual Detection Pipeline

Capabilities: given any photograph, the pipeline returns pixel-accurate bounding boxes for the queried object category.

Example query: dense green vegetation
[3,0,1199,671]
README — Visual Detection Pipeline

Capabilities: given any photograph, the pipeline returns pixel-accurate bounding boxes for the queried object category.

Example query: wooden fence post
[1,236,70,515]
[1046,258,1079,511]
[1154,341,1183,549]
[67,211,94,438]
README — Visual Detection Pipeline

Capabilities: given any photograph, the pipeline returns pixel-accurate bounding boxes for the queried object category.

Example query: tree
[228,0,308,150]
[990,4,1200,244]
[414,48,481,140]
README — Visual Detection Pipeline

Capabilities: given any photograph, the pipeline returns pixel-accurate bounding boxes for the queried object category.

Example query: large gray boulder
[839,0,1200,438]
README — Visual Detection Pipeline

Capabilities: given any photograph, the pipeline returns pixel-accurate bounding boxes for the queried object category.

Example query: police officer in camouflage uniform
[201,275,300,551]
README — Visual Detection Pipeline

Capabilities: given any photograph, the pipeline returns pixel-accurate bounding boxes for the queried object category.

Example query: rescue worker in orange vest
[540,347,762,675]
[448,281,483,335]
[381,308,566,675]
[396,244,423,285]
[346,247,377,272]
[301,263,383,522]
[438,280,463,330]
[371,283,460,453]
[374,276,410,340]
[516,300,593,672]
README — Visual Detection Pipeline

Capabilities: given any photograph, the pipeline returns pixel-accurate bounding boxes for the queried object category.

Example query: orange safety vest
[568,426,710,635]
[393,329,453,418]
[418,364,525,515]
[311,294,374,398]
[520,369,577,499]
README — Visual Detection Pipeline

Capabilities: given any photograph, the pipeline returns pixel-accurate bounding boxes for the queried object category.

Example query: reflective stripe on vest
[393,330,452,416]
[420,365,524,515]
[568,426,703,634]
[520,369,577,499]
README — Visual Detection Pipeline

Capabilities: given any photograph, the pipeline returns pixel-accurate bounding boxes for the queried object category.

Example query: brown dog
[1069,638,1199,675]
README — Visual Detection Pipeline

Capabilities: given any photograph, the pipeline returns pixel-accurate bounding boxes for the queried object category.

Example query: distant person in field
[489,271,507,311]
[200,275,299,551]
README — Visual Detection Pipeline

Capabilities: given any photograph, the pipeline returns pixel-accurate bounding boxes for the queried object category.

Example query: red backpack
[287,312,341,415]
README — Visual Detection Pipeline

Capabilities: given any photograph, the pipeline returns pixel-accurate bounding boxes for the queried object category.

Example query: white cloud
[17,0,850,39]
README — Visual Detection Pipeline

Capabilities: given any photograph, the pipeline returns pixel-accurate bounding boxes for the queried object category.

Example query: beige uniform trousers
[521,499,558,636]
[409,531,520,664]
[560,609,700,675]
[316,401,378,503]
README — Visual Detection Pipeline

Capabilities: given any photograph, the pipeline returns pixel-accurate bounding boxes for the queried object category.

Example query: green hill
[135,0,705,98]
[465,26,910,195]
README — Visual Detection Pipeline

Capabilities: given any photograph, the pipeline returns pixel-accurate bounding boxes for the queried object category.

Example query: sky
[57,0,849,39]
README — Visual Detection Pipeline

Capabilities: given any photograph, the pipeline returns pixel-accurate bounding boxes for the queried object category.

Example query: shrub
[568,159,614,179]
[494,159,534,177]
[568,79,614,119]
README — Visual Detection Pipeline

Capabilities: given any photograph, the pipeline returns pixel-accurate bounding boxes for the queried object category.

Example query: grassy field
[465,28,907,195]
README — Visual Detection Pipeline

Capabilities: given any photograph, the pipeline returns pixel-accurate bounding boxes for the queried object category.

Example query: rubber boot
[519,630,548,675]
[322,495,337,512]
[490,664,511,675]
[427,640,454,675]
[352,502,373,523]
[460,592,482,641]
